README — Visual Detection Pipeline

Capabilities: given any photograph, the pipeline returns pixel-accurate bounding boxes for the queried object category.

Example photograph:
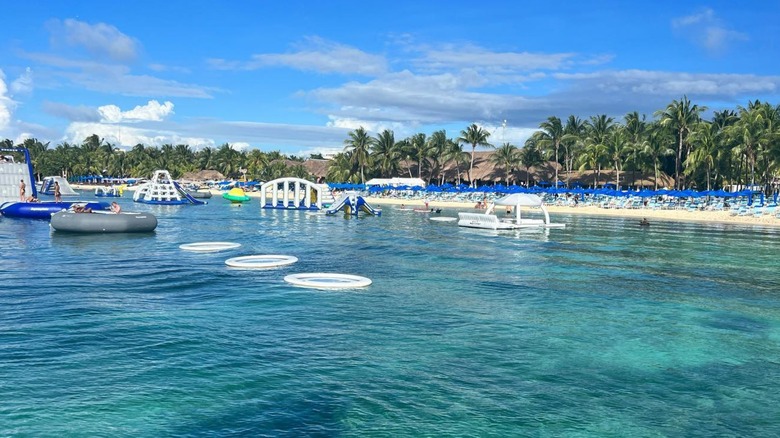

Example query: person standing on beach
[54,181,62,202]
[19,179,26,201]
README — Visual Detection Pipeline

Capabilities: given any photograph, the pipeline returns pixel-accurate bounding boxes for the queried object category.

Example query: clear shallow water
[2,199,780,436]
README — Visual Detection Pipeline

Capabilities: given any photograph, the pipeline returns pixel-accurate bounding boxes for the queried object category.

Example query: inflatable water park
[0,147,109,219]
[325,191,381,216]
[256,177,379,216]
[50,208,158,233]
[39,176,79,197]
[133,170,207,205]
[223,187,250,203]
[260,177,327,210]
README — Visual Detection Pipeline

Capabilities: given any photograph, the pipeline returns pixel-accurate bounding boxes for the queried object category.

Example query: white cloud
[296,146,343,158]
[672,8,715,28]
[554,70,779,96]
[14,132,33,144]
[672,8,748,53]
[11,68,33,94]
[98,100,175,123]
[22,52,215,99]
[230,142,250,151]
[306,65,780,131]
[0,70,15,134]
[413,43,575,73]
[326,116,416,138]
[48,19,139,63]
[309,70,534,125]
[42,101,101,122]
[64,121,215,150]
[209,36,388,76]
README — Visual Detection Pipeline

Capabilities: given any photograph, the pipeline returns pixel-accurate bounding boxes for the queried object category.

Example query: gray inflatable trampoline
[50,210,158,233]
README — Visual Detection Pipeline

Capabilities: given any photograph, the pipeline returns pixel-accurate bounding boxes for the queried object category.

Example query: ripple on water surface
[2,202,780,436]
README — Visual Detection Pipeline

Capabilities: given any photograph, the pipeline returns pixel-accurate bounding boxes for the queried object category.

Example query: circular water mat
[429,217,456,222]
[180,241,242,252]
[225,254,298,269]
[284,273,372,289]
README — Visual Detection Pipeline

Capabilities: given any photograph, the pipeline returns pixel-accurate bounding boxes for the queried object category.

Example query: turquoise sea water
[2,198,780,436]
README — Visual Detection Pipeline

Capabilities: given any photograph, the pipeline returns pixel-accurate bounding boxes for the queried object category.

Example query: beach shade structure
[536,181,552,188]
[707,189,729,198]
[425,184,442,192]
[636,189,656,198]
[368,185,386,193]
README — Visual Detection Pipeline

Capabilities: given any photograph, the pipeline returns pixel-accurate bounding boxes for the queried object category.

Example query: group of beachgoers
[71,202,121,214]
[19,179,62,203]
[17,179,122,214]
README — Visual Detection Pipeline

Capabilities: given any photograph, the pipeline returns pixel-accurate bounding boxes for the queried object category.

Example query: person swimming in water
[639,218,650,226]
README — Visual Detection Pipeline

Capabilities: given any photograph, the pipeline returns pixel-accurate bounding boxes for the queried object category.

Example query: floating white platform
[457,193,565,230]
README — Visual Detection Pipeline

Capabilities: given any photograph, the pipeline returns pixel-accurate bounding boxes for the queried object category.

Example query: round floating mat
[180,241,242,252]
[284,273,372,289]
[429,217,456,222]
[225,254,298,269]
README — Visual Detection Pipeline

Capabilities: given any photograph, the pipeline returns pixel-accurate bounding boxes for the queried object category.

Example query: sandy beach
[73,184,780,228]
[363,196,780,228]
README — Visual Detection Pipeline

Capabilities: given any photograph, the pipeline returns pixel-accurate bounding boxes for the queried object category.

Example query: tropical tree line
[3,97,780,192]
[0,136,312,182]
[333,97,780,192]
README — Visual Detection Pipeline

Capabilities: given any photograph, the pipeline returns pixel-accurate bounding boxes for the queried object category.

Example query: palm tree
[581,114,615,187]
[578,142,609,188]
[343,127,371,184]
[197,146,216,170]
[655,96,706,189]
[605,127,629,189]
[458,123,492,187]
[562,115,586,185]
[623,112,647,187]
[642,125,675,190]
[426,130,449,184]
[686,121,718,190]
[405,133,429,180]
[490,142,519,184]
[519,136,544,187]
[370,129,401,177]
[214,143,243,178]
[326,152,356,183]
[246,149,269,180]
[20,138,50,181]
[537,116,565,186]
[441,139,470,185]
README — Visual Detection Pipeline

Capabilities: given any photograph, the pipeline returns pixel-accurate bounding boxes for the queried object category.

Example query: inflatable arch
[260,177,324,210]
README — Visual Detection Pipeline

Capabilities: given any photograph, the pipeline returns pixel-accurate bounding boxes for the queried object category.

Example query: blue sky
[1,1,778,156]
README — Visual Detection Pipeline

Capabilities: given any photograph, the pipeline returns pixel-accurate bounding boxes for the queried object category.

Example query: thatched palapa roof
[180,169,225,181]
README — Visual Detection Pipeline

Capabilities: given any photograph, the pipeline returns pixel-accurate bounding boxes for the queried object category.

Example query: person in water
[54,181,62,202]
[639,218,650,226]
[73,205,92,213]
[110,202,122,213]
